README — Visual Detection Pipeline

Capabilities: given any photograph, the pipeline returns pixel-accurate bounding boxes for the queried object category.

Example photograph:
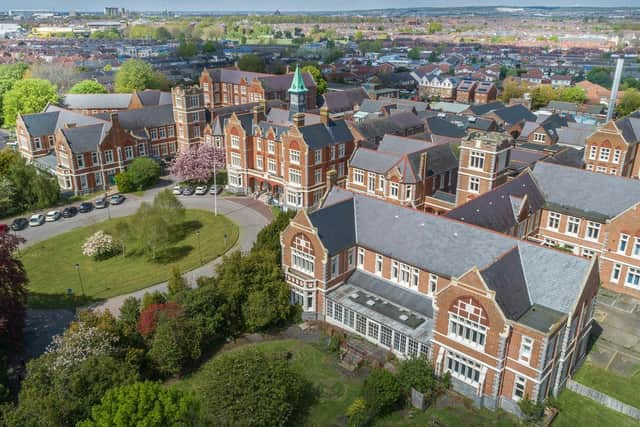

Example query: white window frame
[519,336,533,365]
[547,212,561,230]
[314,150,322,164]
[375,254,383,275]
[428,274,438,295]
[533,132,546,143]
[566,216,580,236]
[599,147,610,162]
[588,145,597,160]
[618,234,629,254]
[230,135,240,149]
[353,168,364,185]
[626,268,640,288]
[357,248,364,267]
[268,159,277,174]
[586,221,600,241]
[469,150,485,169]
[513,376,526,401]
[613,149,621,164]
[390,182,399,199]
[289,149,300,165]
[633,237,640,258]
[611,263,621,283]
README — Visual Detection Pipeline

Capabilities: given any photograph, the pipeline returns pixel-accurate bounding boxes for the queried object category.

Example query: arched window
[447,297,488,349]
[291,234,315,275]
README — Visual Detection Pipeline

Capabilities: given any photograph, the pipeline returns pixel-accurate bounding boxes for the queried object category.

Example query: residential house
[456,80,478,104]
[474,82,498,105]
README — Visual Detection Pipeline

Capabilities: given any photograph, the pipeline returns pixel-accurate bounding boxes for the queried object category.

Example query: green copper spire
[288,65,307,94]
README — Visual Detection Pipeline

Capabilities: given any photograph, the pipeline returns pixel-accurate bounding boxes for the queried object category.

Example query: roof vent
[489,201,493,205]
[399,314,409,321]
[366,299,376,306]
[351,293,360,299]
[420,223,425,226]
[453,232,458,237]
[394,215,399,219]
[476,208,480,212]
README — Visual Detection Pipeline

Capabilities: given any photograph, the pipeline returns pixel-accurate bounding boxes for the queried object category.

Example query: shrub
[137,302,181,336]
[396,357,450,406]
[82,231,116,260]
[518,395,545,422]
[362,368,403,418]
[346,398,369,427]
[45,323,118,371]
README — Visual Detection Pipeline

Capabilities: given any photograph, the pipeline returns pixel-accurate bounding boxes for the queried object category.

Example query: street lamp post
[196,230,202,265]
[74,263,86,297]
[213,161,218,216]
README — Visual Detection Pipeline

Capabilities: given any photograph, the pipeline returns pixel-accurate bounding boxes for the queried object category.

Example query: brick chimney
[292,112,305,128]
[419,151,429,183]
[326,169,337,191]
[320,106,331,125]
[110,112,120,129]
[253,105,265,124]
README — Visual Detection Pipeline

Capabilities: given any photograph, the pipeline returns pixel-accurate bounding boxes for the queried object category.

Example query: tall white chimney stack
[607,56,625,122]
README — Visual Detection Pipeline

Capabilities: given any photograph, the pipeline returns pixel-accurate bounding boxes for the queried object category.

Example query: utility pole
[74,263,86,297]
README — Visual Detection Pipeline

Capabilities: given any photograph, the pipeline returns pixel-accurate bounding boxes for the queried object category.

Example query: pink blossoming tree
[169,144,225,183]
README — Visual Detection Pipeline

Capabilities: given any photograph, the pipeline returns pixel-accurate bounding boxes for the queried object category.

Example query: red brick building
[280,187,598,414]
[199,67,317,110]
[223,67,355,209]
[583,112,640,177]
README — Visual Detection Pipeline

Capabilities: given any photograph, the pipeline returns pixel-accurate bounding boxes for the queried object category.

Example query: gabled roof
[447,171,545,233]
[615,115,640,145]
[299,120,353,150]
[60,122,112,153]
[532,161,640,221]
[425,116,466,138]
[62,93,132,110]
[468,101,504,116]
[490,104,537,125]
[134,90,172,107]
[260,71,316,92]
[96,104,175,130]
[21,105,107,137]
[308,188,592,329]
[322,88,369,113]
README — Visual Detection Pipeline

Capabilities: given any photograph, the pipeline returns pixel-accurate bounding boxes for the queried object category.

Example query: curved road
[13,183,272,316]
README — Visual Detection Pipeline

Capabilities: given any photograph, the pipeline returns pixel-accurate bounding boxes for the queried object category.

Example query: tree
[78,381,200,427]
[558,86,586,103]
[153,26,172,41]
[586,67,612,88]
[0,229,27,346]
[168,266,188,297]
[14,354,138,426]
[195,348,310,426]
[501,77,529,103]
[2,79,58,127]
[252,210,296,259]
[237,54,266,73]
[301,65,327,95]
[115,157,160,192]
[531,84,558,109]
[68,80,108,94]
[169,144,225,183]
[27,63,80,93]
[427,21,443,34]
[397,357,450,406]
[407,47,421,60]
[147,313,202,377]
[115,59,166,93]
[45,322,118,371]
[617,89,640,117]
[177,41,198,58]
[82,231,117,260]
[137,302,182,337]
[362,368,403,417]
[0,63,28,127]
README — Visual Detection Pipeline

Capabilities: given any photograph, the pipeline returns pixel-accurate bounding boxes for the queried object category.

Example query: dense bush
[362,368,404,417]
[115,157,161,193]
[396,357,450,406]
[518,395,546,422]
[78,381,199,427]
[195,348,310,426]
[82,230,117,260]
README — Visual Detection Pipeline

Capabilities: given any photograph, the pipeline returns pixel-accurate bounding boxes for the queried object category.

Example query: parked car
[45,210,61,222]
[95,197,108,209]
[62,206,78,218]
[0,224,8,233]
[172,185,183,195]
[78,202,93,213]
[195,185,208,195]
[209,185,223,195]
[29,214,45,227]
[182,186,194,196]
[110,194,125,205]
[10,217,29,231]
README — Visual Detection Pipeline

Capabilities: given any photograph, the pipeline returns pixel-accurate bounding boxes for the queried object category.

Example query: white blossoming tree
[46,323,118,371]
[82,230,116,260]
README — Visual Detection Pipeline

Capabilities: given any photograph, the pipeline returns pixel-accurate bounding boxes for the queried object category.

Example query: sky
[1,1,637,12]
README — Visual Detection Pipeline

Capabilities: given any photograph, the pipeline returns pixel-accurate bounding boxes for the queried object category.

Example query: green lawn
[573,361,640,408]
[21,209,238,308]
[376,401,521,427]
[552,390,638,427]
[177,339,364,427]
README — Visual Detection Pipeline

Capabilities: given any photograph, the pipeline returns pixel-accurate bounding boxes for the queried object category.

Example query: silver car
[29,214,45,227]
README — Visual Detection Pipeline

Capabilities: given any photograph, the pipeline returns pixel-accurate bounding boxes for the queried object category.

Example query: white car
[172,185,183,195]
[195,185,208,195]
[45,210,61,222]
[29,214,45,227]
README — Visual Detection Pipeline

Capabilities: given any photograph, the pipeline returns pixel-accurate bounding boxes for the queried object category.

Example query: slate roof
[467,101,504,116]
[322,88,369,113]
[205,68,270,85]
[353,112,424,145]
[447,171,545,233]
[21,105,107,136]
[425,116,466,138]
[61,122,112,153]
[299,120,353,150]
[313,188,593,329]
[97,104,175,130]
[259,71,316,92]
[491,104,537,126]
[616,115,640,144]
[134,90,172,107]
[532,161,640,221]
[62,93,132,110]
